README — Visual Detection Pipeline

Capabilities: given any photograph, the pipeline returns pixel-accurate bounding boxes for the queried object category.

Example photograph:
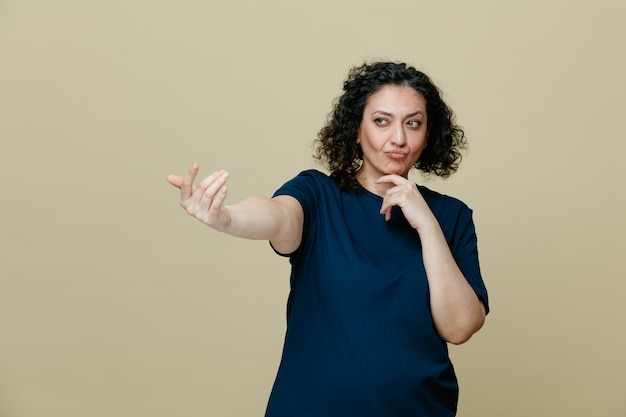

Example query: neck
[355,170,397,197]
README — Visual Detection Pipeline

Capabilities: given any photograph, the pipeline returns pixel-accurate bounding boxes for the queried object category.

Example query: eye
[407,120,422,128]
[374,117,388,126]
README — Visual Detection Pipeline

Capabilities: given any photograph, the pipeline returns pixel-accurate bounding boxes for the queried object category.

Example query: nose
[390,123,406,146]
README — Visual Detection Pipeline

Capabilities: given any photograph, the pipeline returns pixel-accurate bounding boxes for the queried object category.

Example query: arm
[166,164,303,254]
[377,175,486,345]
[416,221,486,345]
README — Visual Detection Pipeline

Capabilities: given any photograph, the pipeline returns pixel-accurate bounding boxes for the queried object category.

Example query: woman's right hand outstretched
[166,164,232,232]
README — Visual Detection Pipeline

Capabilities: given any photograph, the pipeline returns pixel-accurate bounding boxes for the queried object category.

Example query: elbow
[441,315,486,346]
[446,332,474,346]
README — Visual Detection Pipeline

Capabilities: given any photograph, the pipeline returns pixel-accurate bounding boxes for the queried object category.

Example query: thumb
[166,174,183,189]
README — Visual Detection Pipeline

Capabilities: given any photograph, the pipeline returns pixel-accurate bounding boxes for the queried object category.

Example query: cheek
[409,134,427,150]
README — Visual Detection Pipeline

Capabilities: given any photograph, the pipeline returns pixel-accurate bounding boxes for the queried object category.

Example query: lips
[385,151,407,159]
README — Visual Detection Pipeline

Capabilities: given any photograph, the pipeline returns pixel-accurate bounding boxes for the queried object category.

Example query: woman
[167,61,489,416]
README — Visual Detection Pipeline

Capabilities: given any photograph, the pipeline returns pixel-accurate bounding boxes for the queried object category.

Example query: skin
[166,85,485,344]
[166,166,303,254]
[354,85,486,343]
[355,85,429,199]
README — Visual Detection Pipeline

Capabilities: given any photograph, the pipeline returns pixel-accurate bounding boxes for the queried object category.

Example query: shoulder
[293,169,333,183]
[274,169,335,195]
[419,186,479,249]
[273,169,338,211]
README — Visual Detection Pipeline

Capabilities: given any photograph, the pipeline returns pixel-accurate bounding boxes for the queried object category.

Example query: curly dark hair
[315,61,467,190]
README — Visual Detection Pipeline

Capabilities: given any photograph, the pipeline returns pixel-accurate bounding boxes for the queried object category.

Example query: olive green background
[1,1,624,416]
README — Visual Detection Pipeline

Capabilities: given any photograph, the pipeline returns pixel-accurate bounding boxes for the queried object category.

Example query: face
[357,85,428,180]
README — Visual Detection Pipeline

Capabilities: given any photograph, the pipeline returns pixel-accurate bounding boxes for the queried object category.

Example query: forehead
[365,85,426,110]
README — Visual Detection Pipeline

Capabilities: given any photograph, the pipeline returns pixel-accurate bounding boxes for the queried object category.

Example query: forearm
[222,195,302,255]
[418,221,486,345]
[223,195,289,240]
[168,165,303,252]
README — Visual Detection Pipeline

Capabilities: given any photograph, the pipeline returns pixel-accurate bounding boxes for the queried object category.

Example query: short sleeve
[270,170,322,257]
[451,207,490,314]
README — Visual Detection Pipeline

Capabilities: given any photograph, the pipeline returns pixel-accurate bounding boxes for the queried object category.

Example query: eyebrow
[371,110,424,118]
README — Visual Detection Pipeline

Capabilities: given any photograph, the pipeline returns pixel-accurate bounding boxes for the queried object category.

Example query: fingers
[177,167,229,225]
[378,184,404,218]
[379,202,393,220]
[382,207,392,221]
[180,163,200,199]
[375,174,407,186]
[195,170,229,210]
[374,175,408,220]
[377,177,421,221]
[169,164,231,228]
[208,183,228,218]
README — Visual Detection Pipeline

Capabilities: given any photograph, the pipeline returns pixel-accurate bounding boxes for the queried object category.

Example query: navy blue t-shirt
[266,170,489,417]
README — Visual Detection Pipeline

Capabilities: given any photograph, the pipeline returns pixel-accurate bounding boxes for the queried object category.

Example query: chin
[386,167,410,177]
